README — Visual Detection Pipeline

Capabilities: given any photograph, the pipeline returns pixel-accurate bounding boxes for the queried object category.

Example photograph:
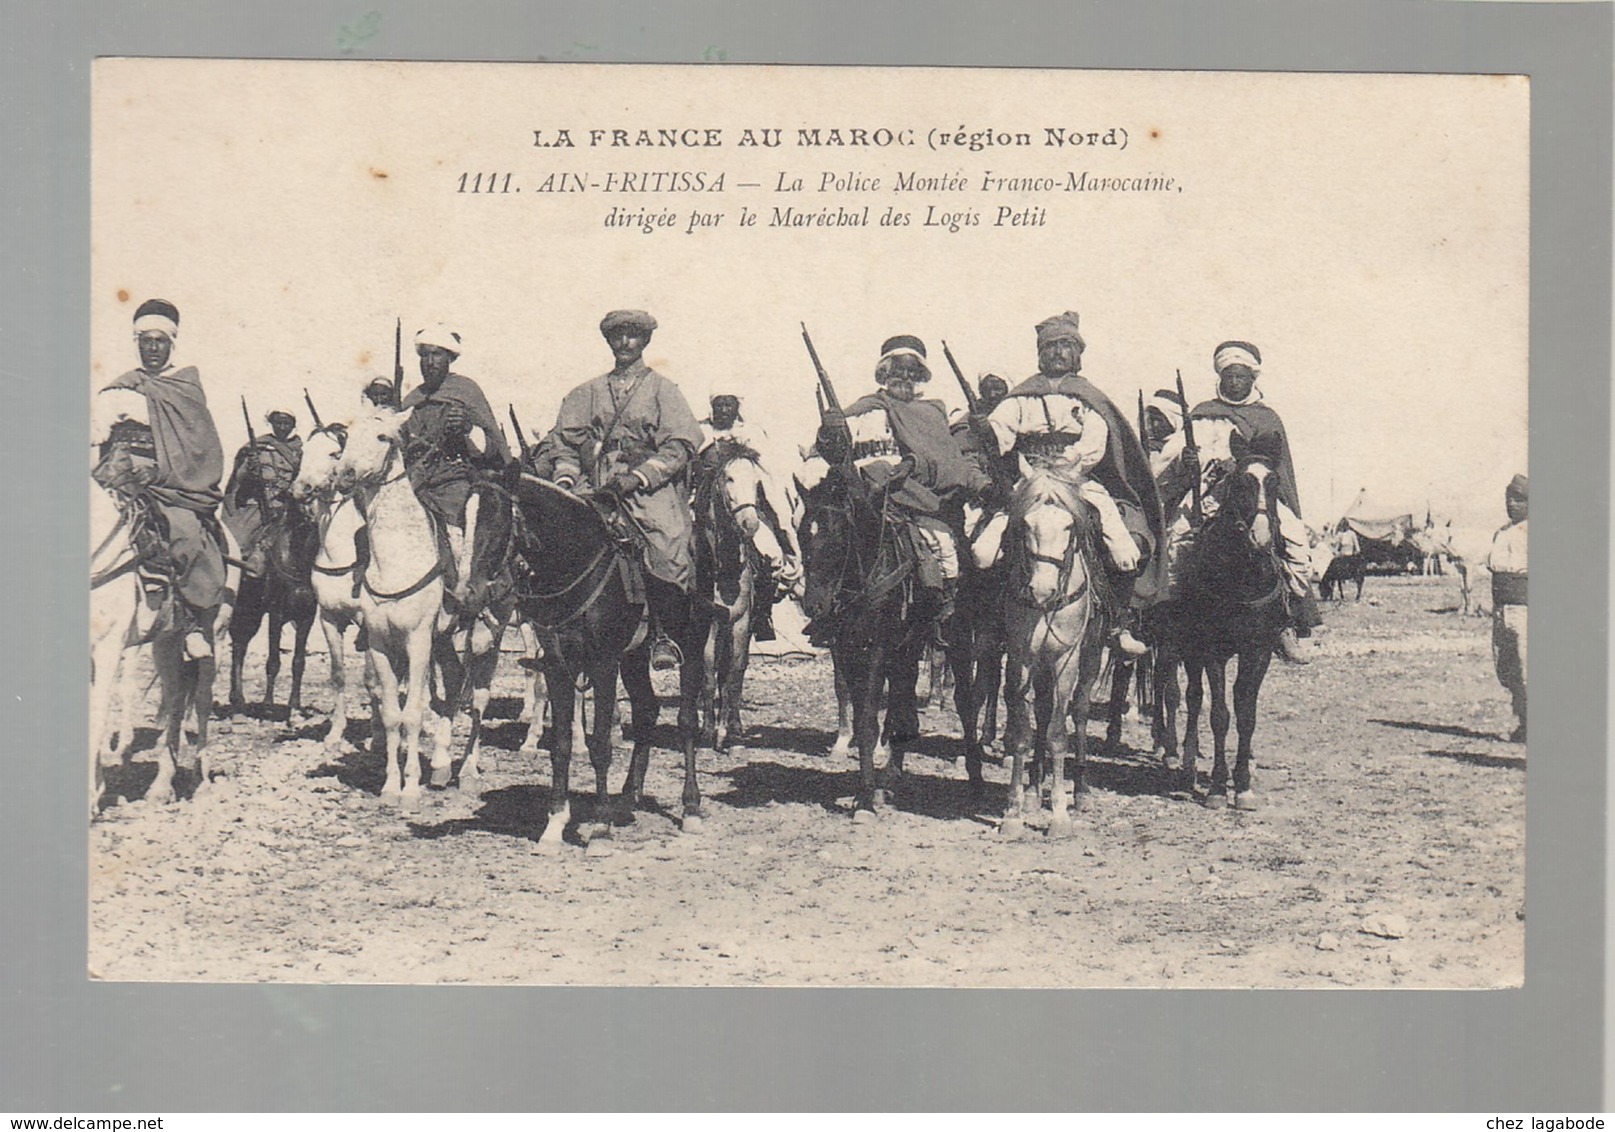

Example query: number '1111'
[457,173,515,193]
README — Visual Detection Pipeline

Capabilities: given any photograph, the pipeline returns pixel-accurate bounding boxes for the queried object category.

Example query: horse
[999,471,1105,839]
[90,480,239,815]
[691,440,770,752]
[289,423,377,753]
[942,516,1011,778]
[515,615,588,758]
[1319,549,1365,602]
[1152,453,1289,809]
[225,500,318,716]
[335,407,510,811]
[509,474,710,855]
[799,457,939,820]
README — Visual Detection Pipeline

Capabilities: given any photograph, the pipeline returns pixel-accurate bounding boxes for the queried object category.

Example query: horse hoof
[584,836,615,859]
[429,765,452,789]
[1233,791,1259,811]
[458,772,483,797]
[380,785,401,806]
[831,740,852,760]
[852,808,877,825]
[1205,792,1228,810]
[681,813,704,835]
[401,790,422,815]
[1072,792,1092,813]
[1047,815,1074,839]
[533,839,564,858]
[999,817,1026,840]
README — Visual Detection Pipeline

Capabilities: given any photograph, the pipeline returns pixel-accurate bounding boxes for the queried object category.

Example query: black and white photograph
[87,59,1529,988]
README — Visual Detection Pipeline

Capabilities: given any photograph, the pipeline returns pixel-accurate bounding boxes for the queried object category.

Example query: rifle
[303,387,325,432]
[508,404,531,461]
[240,395,272,506]
[1176,368,1202,525]
[800,323,854,471]
[392,317,404,401]
[941,340,978,413]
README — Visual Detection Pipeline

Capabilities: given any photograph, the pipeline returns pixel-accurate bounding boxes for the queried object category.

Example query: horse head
[334,407,411,493]
[713,447,765,539]
[1212,456,1279,555]
[291,424,350,505]
[1010,470,1088,609]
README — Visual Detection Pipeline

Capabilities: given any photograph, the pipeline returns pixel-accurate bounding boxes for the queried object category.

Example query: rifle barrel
[941,340,977,412]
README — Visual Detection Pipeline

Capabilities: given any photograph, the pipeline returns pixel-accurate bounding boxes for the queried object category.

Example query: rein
[353,439,444,602]
[1010,489,1090,615]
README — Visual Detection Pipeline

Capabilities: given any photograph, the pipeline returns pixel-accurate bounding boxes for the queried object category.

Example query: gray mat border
[2,0,1608,1112]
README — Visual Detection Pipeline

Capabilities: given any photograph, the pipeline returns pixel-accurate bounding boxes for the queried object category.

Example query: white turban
[1213,343,1262,376]
[132,312,178,340]
[415,323,462,354]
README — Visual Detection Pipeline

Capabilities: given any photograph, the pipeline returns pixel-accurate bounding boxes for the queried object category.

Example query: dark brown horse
[511,475,711,855]
[227,506,318,715]
[1152,452,1289,809]
[800,459,933,821]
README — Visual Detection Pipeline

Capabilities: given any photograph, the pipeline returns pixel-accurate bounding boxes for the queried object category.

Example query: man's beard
[886,379,917,402]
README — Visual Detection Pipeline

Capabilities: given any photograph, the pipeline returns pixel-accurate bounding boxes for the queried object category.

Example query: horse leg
[831,651,854,759]
[427,632,463,789]
[287,612,313,717]
[147,633,184,805]
[89,613,130,816]
[398,620,435,814]
[536,664,574,856]
[947,635,984,799]
[1000,647,1032,837]
[699,610,721,750]
[1206,658,1232,805]
[843,646,881,820]
[189,631,217,791]
[1104,656,1131,755]
[1158,651,1182,772]
[226,593,255,711]
[1180,657,1203,797]
[319,613,349,751]
[720,607,750,753]
[457,618,501,795]
[880,638,922,805]
[981,648,1004,748]
[1231,647,1272,810]
[262,608,284,711]
[619,648,656,815]
[585,661,621,855]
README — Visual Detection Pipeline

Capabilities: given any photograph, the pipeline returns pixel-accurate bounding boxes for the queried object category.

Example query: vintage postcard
[89,60,1527,986]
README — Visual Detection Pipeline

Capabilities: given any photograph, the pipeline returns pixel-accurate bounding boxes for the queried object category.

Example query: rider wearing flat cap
[973,311,1166,656]
[803,335,993,625]
[1487,474,1528,742]
[1155,340,1320,663]
[93,298,228,660]
[223,408,302,577]
[399,323,513,614]
[549,309,705,671]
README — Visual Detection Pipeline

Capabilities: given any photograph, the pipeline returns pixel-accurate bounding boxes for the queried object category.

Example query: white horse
[336,407,508,809]
[1000,471,1104,840]
[290,424,377,753]
[90,482,240,815]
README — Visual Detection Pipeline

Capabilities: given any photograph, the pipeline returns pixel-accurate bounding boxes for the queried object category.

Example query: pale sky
[92,61,1528,532]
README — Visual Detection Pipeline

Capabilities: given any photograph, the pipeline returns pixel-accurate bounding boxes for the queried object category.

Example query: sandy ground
[89,574,1524,987]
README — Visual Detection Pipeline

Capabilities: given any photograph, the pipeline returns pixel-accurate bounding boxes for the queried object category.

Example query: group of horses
[91,406,1294,845]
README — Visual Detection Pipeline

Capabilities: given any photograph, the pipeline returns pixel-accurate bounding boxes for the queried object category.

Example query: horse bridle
[1012,489,1089,615]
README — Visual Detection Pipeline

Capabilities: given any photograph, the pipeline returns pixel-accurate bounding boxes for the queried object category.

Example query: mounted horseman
[397,323,515,623]
[223,407,302,578]
[969,310,1167,659]
[548,309,705,673]
[695,386,804,643]
[1155,340,1320,663]
[94,298,229,663]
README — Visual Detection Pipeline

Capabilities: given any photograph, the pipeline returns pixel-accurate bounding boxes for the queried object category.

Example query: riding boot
[180,603,212,660]
[752,566,779,643]
[1115,608,1148,658]
[1107,569,1148,657]
[647,576,688,672]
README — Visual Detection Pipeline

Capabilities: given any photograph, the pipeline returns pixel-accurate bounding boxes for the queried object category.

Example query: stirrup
[651,634,683,672]
[1115,629,1148,658]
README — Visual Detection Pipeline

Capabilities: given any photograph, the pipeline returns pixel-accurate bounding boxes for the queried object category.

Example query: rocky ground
[90,574,1524,987]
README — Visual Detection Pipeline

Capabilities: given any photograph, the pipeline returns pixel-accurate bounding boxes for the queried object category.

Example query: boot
[1276,627,1311,665]
[752,597,776,642]
[184,628,213,660]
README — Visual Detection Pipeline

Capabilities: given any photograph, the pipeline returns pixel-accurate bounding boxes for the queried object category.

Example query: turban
[599,309,657,337]
[415,323,462,354]
[1213,340,1263,376]
[132,298,180,340]
[1150,387,1187,430]
[877,334,931,382]
[1035,311,1086,354]
[1507,474,1528,500]
[265,409,296,425]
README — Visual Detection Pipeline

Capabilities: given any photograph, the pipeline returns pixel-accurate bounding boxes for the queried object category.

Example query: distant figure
[1487,475,1527,742]
[362,376,400,410]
